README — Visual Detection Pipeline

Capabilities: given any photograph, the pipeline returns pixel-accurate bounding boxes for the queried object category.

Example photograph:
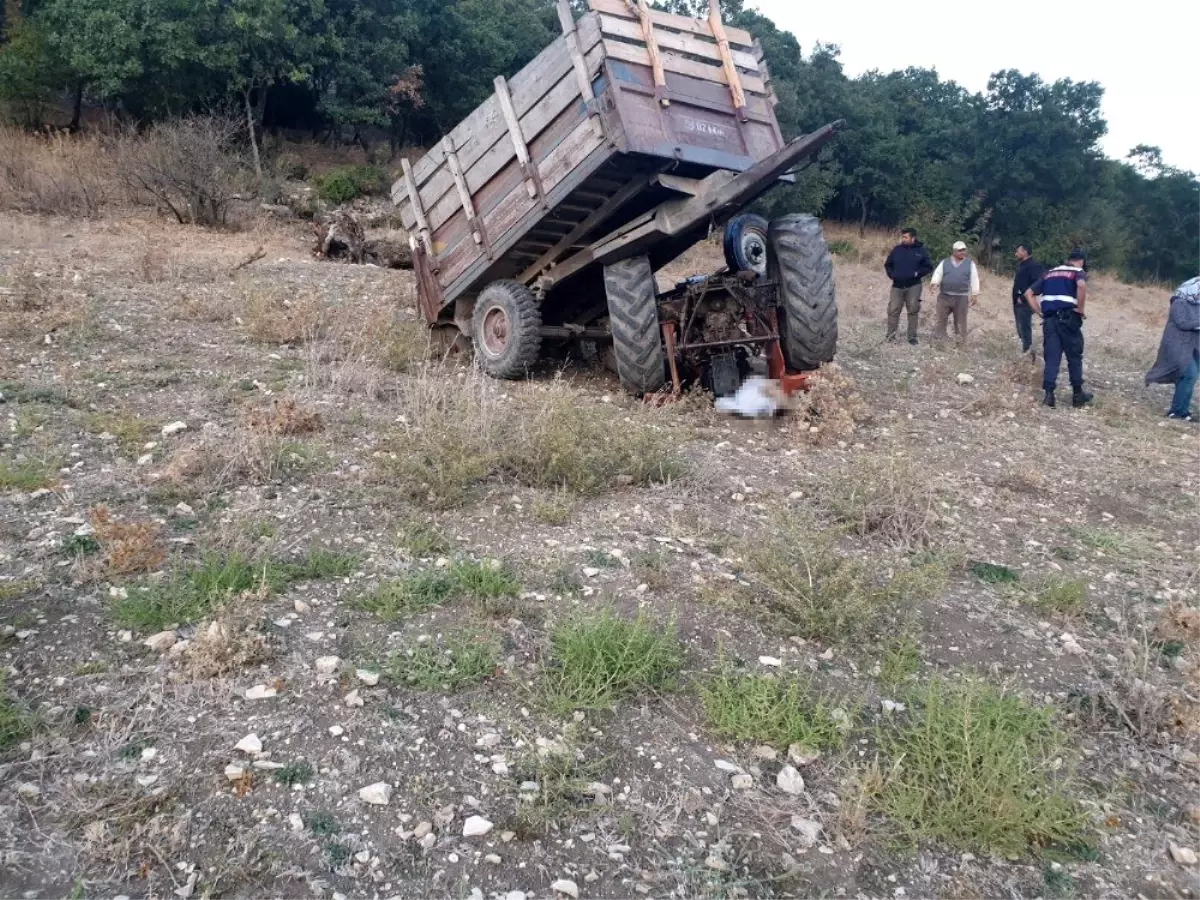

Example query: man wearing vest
[929,241,980,344]
[1024,249,1094,408]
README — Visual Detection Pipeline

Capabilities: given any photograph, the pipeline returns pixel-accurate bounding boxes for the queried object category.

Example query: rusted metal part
[662,321,683,394]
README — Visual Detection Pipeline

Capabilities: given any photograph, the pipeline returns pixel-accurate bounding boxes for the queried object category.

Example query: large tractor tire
[769,215,837,370]
[603,255,667,395]
[471,280,542,379]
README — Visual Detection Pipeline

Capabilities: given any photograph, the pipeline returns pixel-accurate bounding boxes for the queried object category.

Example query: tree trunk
[856,193,869,237]
[69,81,83,132]
[245,87,262,181]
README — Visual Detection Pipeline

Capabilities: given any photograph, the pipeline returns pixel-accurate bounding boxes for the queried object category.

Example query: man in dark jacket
[1011,243,1043,356]
[884,228,934,344]
[1145,276,1200,420]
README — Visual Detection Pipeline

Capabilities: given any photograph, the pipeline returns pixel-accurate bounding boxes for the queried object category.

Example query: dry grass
[243,287,328,345]
[90,506,166,578]
[791,363,870,446]
[0,258,90,339]
[245,397,323,436]
[173,605,273,681]
[826,454,941,551]
[0,126,115,216]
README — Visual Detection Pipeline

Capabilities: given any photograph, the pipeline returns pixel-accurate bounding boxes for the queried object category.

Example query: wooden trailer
[392,0,843,394]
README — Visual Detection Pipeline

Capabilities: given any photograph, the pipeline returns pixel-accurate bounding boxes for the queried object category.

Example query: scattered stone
[505,893,527,900]
[144,631,177,652]
[485,854,502,864]
[344,689,364,708]
[881,699,906,714]
[137,454,154,466]
[328,725,344,737]
[956,373,975,385]
[731,773,754,790]
[476,733,503,749]
[1186,804,1200,824]
[413,822,432,839]
[224,764,246,781]
[136,775,158,787]
[161,421,188,437]
[788,745,820,766]
[245,684,277,700]
[714,759,745,774]
[356,669,380,686]
[582,567,601,578]
[289,813,304,831]
[758,656,783,667]
[791,817,823,848]
[501,831,516,843]
[358,782,392,806]
[752,746,778,761]
[463,815,493,837]
[419,833,436,851]
[294,599,312,614]
[235,734,262,755]
[174,502,194,517]
[705,856,730,872]
[315,655,341,676]
[16,783,40,800]
[776,765,805,795]
[1169,843,1198,866]
[551,879,580,899]
[354,850,371,864]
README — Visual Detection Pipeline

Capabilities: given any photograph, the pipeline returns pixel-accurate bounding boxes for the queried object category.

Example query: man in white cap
[929,240,981,344]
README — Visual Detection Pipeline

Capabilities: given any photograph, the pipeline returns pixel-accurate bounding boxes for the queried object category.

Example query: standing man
[884,227,934,345]
[930,241,981,344]
[1011,243,1044,357]
[1145,276,1200,421]
[1024,249,1094,408]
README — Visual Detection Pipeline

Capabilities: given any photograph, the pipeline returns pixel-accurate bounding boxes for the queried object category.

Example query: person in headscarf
[1145,276,1200,421]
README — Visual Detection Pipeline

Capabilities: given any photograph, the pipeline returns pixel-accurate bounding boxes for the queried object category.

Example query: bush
[0,125,113,216]
[701,670,849,749]
[115,116,251,226]
[872,677,1088,855]
[385,630,500,691]
[312,165,387,205]
[539,609,682,714]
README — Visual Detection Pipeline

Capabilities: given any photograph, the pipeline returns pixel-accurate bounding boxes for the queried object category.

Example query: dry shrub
[826,454,941,550]
[246,397,323,436]
[244,288,328,344]
[66,782,186,881]
[90,506,166,577]
[790,363,868,446]
[1155,601,1200,646]
[114,115,251,226]
[0,258,89,338]
[175,289,238,323]
[173,605,272,681]
[156,427,295,490]
[1001,356,1044,389]
[378,319,435,373]
[0,125,114,216]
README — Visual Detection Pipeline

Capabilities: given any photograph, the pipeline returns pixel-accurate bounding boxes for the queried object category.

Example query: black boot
[1042,390,1056,408]
[1072,388,1094,408]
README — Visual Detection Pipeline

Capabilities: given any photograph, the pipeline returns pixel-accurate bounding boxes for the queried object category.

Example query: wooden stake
[400,158,434,257]
[557,0,604,139]
[494,75,548,205]
[708,0,747,121]
[631,0,669,106]
[442,135,489,255]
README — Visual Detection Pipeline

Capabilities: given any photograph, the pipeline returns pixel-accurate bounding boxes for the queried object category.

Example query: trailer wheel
[471,280,542,379]
[723,213,769,277]
[604,255,667,395]
[769,215,837,370]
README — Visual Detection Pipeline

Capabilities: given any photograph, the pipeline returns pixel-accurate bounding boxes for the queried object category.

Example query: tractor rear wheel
[604,255,667,395]
[471,280,542,379]
[769,215,837,370]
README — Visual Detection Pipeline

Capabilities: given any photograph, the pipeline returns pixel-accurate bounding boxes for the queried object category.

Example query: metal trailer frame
[392,0,842,371]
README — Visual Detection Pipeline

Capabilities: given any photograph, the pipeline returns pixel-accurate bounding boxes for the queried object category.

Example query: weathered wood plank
[633,0,667,98]
[443,136,487,252]
[598,13,758,71]
[708,0,746,118]
[401,158,433,257]
[603,39,767,94]
[587,0,754,48]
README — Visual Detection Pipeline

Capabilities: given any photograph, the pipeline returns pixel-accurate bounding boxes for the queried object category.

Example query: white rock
[582,567,601,578]
[731,773,754,790]
[413,821,433,839]
[356,669,380,686]
[714,759,745,774]
[144,631,177,652]
[315,655,341,675]
[289,813,304,831]
[245,684,277,700]
[758,656,783,667]
[328,725,344,737]
[344,689,364,708]
[485,854,502,864]
[136,775,158,787]
[752,745,778,761]
[551,879,580,899]
[174,502,194,516]
[419,833,436,851]
[776,765,805,795]
[787,744,820,766]
[137,454,154,466]
[16,783,40,799]
[463,815,493,837]
[294,599,311,614]
[492,761,509,776]
[161,421,188,437]
[881,699,906,714]
[505,893,527,900]
[224,764,246,781]
[791,816,823,847]
[235,734,262,755]
[476,733,503,749]
[354,851,371,864]
[1169,842,1198,866]
[956,373,975,385]
[358,782,392,806]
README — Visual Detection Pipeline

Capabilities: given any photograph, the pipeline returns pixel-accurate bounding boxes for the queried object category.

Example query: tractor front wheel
[769,215,837,370]
[471,280,542,379]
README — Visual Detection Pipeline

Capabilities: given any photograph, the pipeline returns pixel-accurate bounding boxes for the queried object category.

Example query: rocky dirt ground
[1,210,1197,900]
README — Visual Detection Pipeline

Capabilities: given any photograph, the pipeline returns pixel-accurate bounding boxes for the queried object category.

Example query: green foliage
[700,670,848,749]
[447,558,521,600]
[312,164,386,204]
[970,561,1020,584]
[0,456,57,491]
[1027,577,1088,618]
[540,609,683,714]
[872,677,1089,855]
[0,673,31,751]
[385,630,500,691]
[355,571,454,622]
[304,810,340,836]
[272,761,314,786]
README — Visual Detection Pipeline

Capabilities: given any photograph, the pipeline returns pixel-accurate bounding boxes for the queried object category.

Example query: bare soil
[2,211,1197,900]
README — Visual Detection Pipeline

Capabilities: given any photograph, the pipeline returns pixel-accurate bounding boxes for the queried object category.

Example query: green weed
[0,457,58,491]
[62,533,101,557]
[878,633,923,690]
[355,571,454,621]
[385,631,500,691]
[532,491,574,526]
[540,609,682,714]
[312,164,386,204]
[970,561,1020,584]
[304,811,340,836]
[1027,577,1088,618]
[700,670,848,749]
[398,520,450,557]
[872,676,1089,855]
[447,558,521,600]
[272,761,314,787]
[0,674,31,751]
[112,552,273,631]
[276,547,360,581]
